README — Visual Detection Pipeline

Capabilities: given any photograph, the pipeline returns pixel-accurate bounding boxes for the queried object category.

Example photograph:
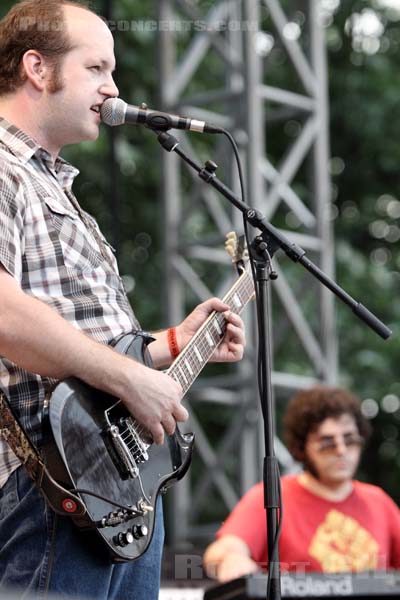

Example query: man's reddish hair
[0,0,93,95]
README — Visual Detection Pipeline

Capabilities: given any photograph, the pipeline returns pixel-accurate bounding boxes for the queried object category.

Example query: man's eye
[90,66,101,72]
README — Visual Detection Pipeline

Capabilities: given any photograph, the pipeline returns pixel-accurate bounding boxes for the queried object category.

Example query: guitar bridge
[103,402,151,480]
[108,424,140,478]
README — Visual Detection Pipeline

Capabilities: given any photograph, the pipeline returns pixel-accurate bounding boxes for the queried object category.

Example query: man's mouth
[90,105,101,114]
[332,459,351,468]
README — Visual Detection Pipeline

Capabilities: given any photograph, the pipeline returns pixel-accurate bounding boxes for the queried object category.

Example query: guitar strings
[116,271,254,453]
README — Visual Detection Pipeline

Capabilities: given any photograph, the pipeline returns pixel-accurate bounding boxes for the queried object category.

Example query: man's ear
[21,50,48,91]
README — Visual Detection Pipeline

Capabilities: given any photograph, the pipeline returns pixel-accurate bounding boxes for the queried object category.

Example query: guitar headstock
[225,231,249,275]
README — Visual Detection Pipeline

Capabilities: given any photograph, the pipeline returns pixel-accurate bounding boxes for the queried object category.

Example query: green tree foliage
[238,0,400,502]
[327,0,400,500]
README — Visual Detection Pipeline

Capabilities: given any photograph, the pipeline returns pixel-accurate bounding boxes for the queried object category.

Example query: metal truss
[157,0,337,546]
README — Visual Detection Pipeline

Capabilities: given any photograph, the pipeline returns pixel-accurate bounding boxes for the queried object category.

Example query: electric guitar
[43,233,254,561]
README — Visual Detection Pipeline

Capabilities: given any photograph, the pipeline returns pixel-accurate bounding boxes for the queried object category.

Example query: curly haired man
[204,386,400,581]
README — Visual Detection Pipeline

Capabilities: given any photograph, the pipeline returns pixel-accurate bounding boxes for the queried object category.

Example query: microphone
[100,97,223,134]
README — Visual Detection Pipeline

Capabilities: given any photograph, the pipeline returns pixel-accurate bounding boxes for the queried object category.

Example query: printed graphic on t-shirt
[309,509,379,572]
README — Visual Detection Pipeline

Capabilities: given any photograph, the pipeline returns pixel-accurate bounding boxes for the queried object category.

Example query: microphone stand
[154,130,392,600]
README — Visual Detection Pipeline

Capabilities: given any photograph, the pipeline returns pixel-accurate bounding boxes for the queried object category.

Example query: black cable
[72,487,142,517]
[220,130,263,386]
[267,472,283,598]
[221,128,283,593]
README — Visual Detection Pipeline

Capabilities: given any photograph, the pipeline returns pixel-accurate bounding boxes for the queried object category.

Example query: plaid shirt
[0,117,140,486]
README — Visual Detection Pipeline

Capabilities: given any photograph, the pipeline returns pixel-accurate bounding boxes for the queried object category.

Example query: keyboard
[204,571,400,599]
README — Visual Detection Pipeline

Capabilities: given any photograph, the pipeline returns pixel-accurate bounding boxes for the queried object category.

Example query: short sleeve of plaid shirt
[0,160,26,282]
[0,119,141,484]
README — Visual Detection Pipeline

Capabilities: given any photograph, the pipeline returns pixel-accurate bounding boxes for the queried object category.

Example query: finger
[225,323,246,346]
[204,297,229,313]
[166,375,183,396]
[150,423,165,445]
[173,403,189,422]
[227,341,244,360]
[216,341,243,362]
[162,415,176,436]
[224,311,243,327]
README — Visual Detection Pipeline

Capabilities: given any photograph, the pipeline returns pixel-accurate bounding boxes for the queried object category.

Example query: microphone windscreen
[100,97,126,126]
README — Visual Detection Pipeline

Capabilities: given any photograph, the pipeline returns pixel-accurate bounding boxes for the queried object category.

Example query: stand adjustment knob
[204,160,218,173]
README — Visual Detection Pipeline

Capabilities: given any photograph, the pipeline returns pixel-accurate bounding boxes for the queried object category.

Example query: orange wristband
[167,327,180,360]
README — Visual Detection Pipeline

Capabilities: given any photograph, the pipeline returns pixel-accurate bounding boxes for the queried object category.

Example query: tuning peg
[225,231,238,260]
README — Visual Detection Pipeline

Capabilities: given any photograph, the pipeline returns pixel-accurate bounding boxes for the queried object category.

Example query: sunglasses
[310,433,364,453]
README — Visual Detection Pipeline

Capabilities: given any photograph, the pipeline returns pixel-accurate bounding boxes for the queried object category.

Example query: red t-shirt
[217,475,400,572]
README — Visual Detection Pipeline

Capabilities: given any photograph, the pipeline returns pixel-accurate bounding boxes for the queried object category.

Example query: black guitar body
[41,251,253,563]
[42,333,194,562]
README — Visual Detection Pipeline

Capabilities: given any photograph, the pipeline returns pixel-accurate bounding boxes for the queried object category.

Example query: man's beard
[47,63,64,94]
[302,455,321,480]
[302,453,359,483]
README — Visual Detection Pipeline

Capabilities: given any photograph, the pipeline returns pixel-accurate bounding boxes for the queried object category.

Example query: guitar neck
[166,267,253,395]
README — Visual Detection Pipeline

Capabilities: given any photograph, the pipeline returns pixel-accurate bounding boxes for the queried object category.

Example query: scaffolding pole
[158,0,336,546]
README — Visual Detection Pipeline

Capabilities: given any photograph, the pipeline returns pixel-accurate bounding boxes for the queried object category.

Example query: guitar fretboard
[166,267,254,395]
[122,266,254,448]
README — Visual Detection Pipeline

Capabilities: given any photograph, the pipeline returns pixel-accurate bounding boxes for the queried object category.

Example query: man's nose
[333,437,347,453]
[101,77,119,99]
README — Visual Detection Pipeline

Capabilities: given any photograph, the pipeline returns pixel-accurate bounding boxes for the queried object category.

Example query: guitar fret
[213,319,222,335]
[232,292,241,309]
[207,326,220,345]
[187,350,201,374]
[178,364,188,384]
[184,359,193,376]
[198,335,212,355]
[171,360,189,389]
[204,329,219,352]
[193,346,203,363]
[205,331,215,347]
[167,268,254,397]
[171,370,184,387]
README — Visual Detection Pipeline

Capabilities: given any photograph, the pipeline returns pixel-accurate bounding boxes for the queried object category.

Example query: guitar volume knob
[114,530,134,547]
[131,524,148,539]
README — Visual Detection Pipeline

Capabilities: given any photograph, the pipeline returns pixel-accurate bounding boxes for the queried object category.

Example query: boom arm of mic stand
[156,131,392,340]
[157,130,282,600]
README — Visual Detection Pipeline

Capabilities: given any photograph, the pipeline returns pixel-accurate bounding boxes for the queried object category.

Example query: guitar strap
[0,393,87,518]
